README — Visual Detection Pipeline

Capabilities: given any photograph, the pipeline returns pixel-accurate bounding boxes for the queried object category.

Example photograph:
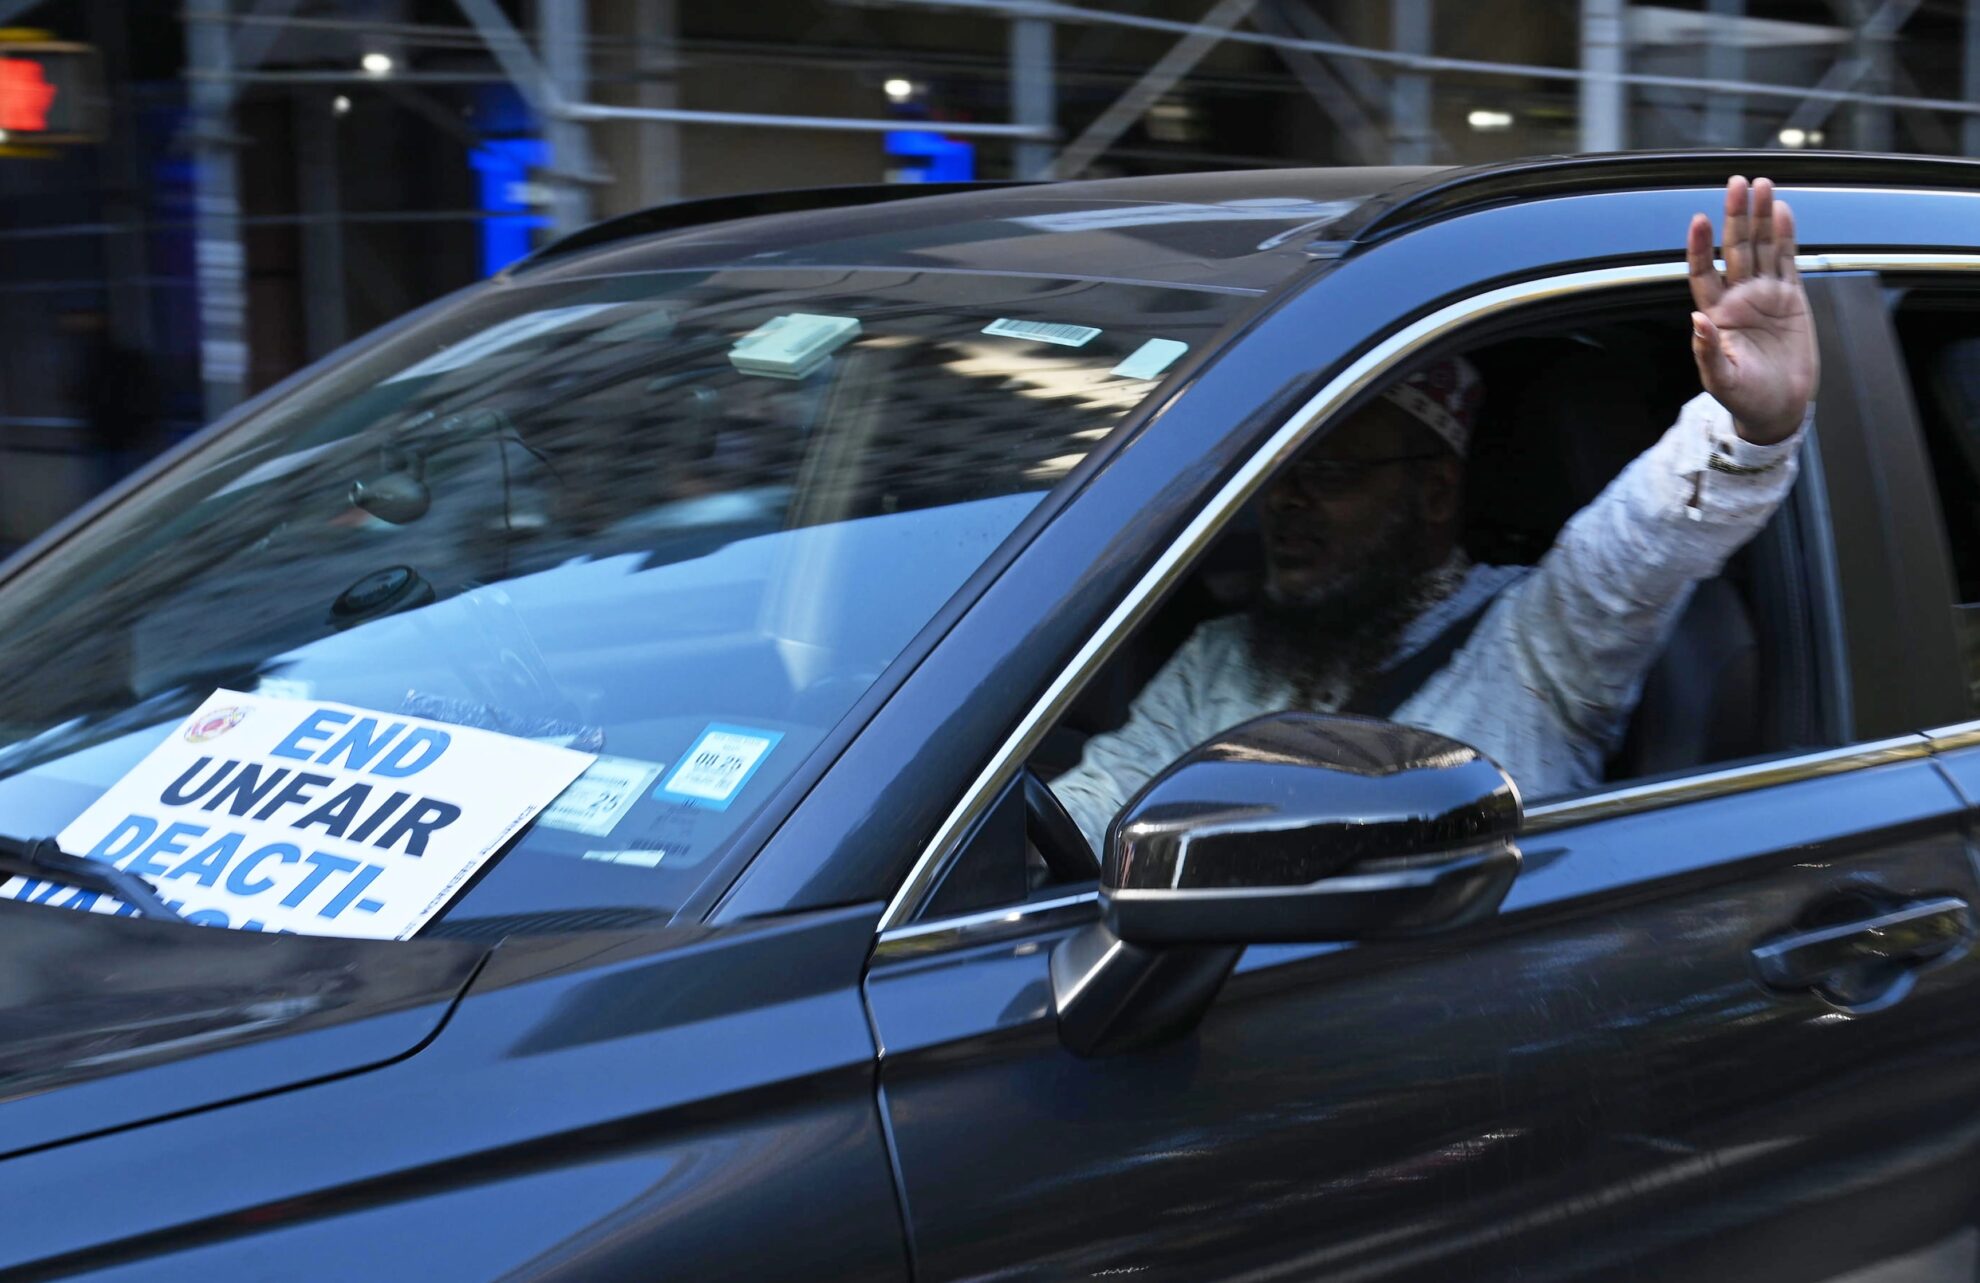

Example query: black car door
[1,903,911,1280]
[864,269,1980,1283]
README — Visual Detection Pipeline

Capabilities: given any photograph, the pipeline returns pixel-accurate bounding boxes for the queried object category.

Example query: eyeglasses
[1275,452,1448,502]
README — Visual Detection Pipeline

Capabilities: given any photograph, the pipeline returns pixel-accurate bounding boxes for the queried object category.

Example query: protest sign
[0,689,595,939]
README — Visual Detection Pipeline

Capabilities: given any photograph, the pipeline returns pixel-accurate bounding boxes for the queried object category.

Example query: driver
[1053,175,1821,852]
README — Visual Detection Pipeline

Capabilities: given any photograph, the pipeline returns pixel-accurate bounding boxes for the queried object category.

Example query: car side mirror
[1050,712,1522,1056]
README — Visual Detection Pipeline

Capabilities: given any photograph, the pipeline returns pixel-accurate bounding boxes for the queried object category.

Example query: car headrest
[1463,336,1666,564]
[1930,337,1980,485]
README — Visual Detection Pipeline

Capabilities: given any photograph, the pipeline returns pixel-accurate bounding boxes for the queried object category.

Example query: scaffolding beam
[186,0,248,419]
[1250,1,1383,163]
[294,91,345,361]
[559,101,1048,137]
[540,0,593,232]
[865,0,1980,124]
[1391,0,1433,164]
[229,0,308,94]
[1767,0,1921,143]
[1580,0,1627,152]
[1705,0,1744,146]
[1967,0,1980,155]
[1047,0,1257,179]
[89,0,152,354]
[1011,14,1056,178]
[452,0,553,115]
[1850,0,1895,149]
[632,0,682,207]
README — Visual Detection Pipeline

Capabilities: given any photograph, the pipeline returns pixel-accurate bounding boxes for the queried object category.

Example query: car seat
[1483,337,1763,785]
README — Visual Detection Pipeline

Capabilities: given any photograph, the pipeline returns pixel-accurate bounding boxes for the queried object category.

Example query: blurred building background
[0,0,1976,544]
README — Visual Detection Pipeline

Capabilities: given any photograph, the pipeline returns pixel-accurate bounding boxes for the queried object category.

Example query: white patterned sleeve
[1488,391,1808,755]
[1049,622,1236,856]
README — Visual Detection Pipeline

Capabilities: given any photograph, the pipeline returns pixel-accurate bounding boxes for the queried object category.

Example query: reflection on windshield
[0,267,1247,929]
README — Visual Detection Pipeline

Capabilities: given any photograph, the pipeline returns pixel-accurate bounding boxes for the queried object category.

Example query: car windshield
[0,265,1249,932]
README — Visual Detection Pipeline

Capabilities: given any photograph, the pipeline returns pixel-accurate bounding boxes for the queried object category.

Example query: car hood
[0,901,485,1157]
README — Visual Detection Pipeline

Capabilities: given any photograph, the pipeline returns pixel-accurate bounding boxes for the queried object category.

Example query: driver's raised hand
[1685,175,1820,445]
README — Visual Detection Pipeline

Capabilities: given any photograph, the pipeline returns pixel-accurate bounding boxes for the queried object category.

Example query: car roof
[509,150,1980,298]
[506,167,1439,295]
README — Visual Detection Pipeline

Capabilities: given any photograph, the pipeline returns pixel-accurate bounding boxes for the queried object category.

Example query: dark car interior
[1014,299,1829,894]
[1892,295,1980,714]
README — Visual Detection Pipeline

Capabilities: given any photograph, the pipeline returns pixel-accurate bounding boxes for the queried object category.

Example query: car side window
[1891,299,1980,715]
[944,297,1830,909]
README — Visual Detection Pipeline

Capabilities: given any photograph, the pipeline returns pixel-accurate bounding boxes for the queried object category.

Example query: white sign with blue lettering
[0,689,595,940]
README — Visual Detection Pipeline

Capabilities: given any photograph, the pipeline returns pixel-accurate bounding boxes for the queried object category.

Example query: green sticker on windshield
[1112,338,1188,380]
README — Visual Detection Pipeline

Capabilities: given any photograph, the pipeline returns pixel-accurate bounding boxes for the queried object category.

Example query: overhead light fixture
[1467,109,1513,131]
[884,77,914,102]
[1778,126,1807,147]
[332,94,352,116]
[360,51,394,77]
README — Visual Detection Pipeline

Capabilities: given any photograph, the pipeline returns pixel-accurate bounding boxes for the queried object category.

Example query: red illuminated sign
[0,41,102,145]
[0,56,56,132]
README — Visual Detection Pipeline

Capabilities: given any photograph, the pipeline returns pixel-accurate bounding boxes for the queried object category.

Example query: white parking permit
[656,724,783,811]
[729,313,860,379]
[1111,338,1189,380]
[0,689,594,940]
[981,318,1101,348]
[537,755,666,837]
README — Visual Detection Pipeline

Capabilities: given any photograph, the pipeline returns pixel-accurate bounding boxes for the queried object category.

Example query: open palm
[1685,176,1819,445]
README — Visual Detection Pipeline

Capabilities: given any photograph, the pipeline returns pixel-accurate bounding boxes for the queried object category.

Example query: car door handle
[1751,896,1974,990]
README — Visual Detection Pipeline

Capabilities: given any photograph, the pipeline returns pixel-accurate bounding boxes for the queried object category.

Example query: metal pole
[295,91,345,360]
[453,0,553,114]
[635,0,681,206]
[89,0,151,353]
[1580,0,1627,152]
[879,0,1980,123]
[1852,0,1895,150]
[1966,0,1980,155]
[1011,14,1056,179]
[185,0,248,420]
[1706,0,1744,146]
[1390,0,1432,165]
[540,0,592,234]
[558,101,1052,137]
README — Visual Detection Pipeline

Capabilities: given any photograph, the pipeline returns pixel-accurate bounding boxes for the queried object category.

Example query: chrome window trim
[1926,721,1980,752]
[876,251,1980,936]
[873,890,1099,961]
[1522,734,1929,832]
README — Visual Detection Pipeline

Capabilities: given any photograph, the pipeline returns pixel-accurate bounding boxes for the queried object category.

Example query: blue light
[884,129,975,182]
[469,139,551,276]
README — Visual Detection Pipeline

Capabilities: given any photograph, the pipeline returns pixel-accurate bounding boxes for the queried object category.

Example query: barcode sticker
[982,318,1102,348]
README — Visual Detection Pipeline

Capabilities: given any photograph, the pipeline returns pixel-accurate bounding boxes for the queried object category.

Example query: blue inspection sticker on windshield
[656,724,783,811]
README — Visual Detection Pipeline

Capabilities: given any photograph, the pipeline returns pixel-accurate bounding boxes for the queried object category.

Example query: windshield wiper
[0,835,186,921]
